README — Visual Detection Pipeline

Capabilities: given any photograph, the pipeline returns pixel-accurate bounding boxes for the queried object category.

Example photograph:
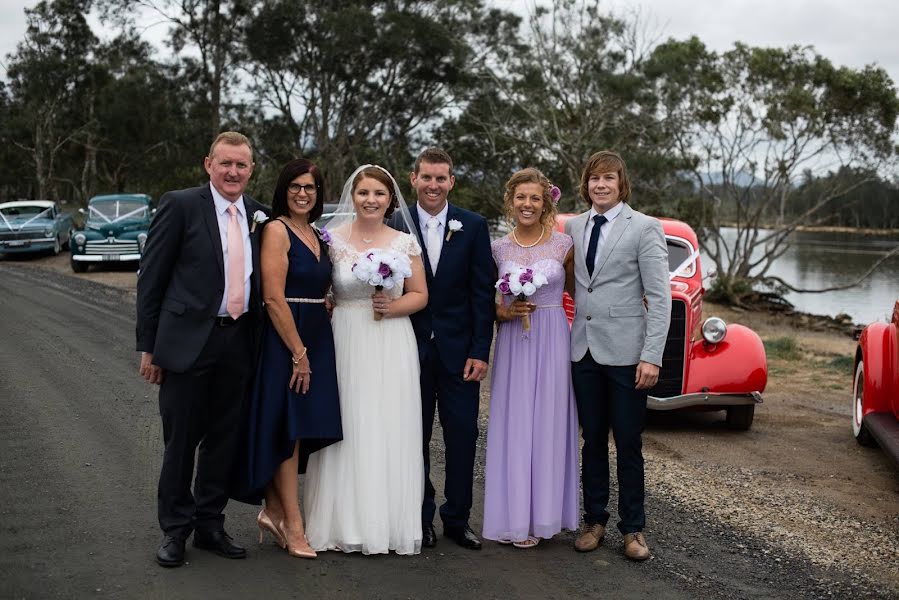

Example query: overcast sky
[2,0,897,85]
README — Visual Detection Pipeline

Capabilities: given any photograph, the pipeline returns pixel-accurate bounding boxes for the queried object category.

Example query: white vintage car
[0,200,73,255]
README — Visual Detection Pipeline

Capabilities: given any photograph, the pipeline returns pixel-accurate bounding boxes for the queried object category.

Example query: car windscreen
[88,200,148,223]
[0,205,48,218]
[667,239,696,277]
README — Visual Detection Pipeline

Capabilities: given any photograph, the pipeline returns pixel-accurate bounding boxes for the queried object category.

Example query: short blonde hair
[503,168,557,228]
[208,131,253,160]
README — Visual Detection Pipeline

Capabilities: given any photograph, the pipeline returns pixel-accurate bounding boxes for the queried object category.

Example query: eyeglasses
[288,183,317,195]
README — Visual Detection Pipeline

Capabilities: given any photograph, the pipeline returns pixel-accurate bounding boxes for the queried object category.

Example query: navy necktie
[585,214,607,276]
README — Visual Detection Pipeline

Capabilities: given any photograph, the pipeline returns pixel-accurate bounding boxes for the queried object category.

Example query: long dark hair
[271,158,326,222]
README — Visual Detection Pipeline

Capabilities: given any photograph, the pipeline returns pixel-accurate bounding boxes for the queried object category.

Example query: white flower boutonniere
[446,219,463,242]
[251,210,269,233]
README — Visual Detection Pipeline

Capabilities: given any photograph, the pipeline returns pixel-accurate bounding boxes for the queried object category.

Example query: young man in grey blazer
[564,151,670,561]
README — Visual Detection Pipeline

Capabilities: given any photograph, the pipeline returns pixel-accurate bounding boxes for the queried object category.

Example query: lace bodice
[492,230,573,306]
[330,232,422,307]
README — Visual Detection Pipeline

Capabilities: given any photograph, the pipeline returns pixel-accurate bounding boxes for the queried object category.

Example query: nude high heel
[278,519,317,559]
[257,509,286,548]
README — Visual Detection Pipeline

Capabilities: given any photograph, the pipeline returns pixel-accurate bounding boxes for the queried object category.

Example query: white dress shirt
[583,200,624,274]
[211,184,252,317]
[417,201,449,270]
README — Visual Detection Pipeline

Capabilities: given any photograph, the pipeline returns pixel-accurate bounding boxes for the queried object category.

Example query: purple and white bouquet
[495,266,548,331]
[352,249,413,320]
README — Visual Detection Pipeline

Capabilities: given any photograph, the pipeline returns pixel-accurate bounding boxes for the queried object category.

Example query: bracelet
[291,347,308,365]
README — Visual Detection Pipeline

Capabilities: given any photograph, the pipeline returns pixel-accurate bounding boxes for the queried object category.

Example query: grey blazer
[565,203,671,366]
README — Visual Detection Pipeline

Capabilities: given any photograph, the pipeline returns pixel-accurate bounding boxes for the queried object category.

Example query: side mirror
[78,208,86,215]
[704,266,717,281]
[151,208,157,215]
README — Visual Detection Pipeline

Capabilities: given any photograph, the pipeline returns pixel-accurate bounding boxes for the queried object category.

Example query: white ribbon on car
[669,247,700,281]
[0,207,52,232]
[89,204,146,224]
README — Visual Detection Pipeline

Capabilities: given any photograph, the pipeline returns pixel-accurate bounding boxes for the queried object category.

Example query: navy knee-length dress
[238,221,342,503]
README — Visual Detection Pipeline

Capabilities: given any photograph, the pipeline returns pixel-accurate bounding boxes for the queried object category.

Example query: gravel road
[0,258,896,599]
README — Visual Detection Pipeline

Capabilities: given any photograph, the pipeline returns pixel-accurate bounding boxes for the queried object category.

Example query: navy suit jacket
[392,203,495,373]
[135,184,268,373]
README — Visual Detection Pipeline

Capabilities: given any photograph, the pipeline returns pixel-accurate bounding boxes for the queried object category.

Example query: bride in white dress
[303,165,428,555]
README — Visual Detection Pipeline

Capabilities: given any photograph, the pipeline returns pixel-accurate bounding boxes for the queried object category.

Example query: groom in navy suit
[399,148,495,550]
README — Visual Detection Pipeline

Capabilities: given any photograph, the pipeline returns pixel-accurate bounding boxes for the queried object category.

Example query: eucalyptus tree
[98,0,253,139]
[441,0,683,215]
[647,38,899,305]
[242,0,519,198]
[3,0,99,200]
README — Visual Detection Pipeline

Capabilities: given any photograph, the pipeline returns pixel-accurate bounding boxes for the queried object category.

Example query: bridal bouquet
[352,249,412,321]
[495,267,548,332]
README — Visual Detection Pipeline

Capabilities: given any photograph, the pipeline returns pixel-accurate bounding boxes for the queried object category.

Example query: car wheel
[726,404,754,430]
[70,257,88,273]
[52,235,61,255]
[853,360,876,447]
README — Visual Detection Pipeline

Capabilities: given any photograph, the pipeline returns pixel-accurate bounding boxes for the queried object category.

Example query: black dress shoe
[422,523,437,548]
[443,524,482,550]
[156,536,185,568]
[193,530,247,559]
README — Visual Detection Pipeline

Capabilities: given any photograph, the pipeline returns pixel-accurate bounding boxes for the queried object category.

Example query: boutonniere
[251,210,269,233]
[445,219,463,242]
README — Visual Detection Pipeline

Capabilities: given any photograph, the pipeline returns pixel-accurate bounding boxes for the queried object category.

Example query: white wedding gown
[304,232,424,555]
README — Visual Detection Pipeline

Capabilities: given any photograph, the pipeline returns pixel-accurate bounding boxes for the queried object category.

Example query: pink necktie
[226,204,244,319]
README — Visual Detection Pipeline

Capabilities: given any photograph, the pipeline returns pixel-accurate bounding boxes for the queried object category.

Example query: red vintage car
[852,301,899,466]
[557,214,768,429]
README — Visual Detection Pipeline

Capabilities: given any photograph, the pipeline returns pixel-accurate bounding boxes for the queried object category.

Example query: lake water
[705,228,899,325]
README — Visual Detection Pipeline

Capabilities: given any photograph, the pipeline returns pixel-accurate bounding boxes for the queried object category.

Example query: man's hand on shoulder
[139,352,164,385]
[463,358,488,382]
[634,360,659,390]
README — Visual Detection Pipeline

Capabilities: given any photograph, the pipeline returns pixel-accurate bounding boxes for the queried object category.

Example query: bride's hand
[290,355,312,394]
[372,290,393,318]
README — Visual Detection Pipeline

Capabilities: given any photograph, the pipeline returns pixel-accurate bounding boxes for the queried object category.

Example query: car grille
[0,230,45,240]
[650,299,687,398]
[83,239,140,254]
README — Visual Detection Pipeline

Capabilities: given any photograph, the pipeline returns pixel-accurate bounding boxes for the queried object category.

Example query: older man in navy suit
[395,148,495,550]
[136,132,268,567]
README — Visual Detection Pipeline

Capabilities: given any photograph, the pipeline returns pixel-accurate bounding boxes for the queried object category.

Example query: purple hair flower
[319,227,332,245]
[550,185,562,204]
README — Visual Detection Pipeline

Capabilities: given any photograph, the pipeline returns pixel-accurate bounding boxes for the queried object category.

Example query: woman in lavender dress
[483,168,579,548]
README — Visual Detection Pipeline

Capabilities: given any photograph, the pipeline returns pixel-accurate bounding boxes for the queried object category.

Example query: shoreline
[719,222,899,236]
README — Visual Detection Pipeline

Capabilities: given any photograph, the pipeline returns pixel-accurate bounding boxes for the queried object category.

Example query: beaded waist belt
[285,297,326,304]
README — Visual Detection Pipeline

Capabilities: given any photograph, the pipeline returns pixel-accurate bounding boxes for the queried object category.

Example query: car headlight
[702,317,727,344]
[45,228,54,237]
[137,233,148,249]
[74,233,86,246]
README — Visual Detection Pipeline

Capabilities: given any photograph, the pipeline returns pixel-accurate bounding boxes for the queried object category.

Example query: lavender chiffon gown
[483,230,580,542]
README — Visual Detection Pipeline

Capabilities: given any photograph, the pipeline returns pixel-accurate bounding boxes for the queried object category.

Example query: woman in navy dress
[240,158,341,559]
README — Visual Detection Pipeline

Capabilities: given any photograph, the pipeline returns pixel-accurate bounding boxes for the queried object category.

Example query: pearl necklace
[511,224,545,248]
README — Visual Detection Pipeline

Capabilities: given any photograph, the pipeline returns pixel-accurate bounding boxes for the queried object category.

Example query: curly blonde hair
[503,168,557,228]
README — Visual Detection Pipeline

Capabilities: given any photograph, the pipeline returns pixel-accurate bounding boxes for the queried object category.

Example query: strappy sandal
[512,536,540,549]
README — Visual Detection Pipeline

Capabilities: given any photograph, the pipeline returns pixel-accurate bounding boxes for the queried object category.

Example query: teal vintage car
[70,194,153,272]
[0,200,73,255]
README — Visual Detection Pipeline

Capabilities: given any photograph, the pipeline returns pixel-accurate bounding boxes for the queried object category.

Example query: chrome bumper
[71,253,141,262]
[648,391,763,410]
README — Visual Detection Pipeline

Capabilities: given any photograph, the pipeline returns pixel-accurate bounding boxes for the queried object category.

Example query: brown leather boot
[623,532,650,561]
[573,523,605,552]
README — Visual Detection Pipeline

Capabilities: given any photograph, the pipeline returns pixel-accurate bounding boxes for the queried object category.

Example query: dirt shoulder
[644,301,899,591]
